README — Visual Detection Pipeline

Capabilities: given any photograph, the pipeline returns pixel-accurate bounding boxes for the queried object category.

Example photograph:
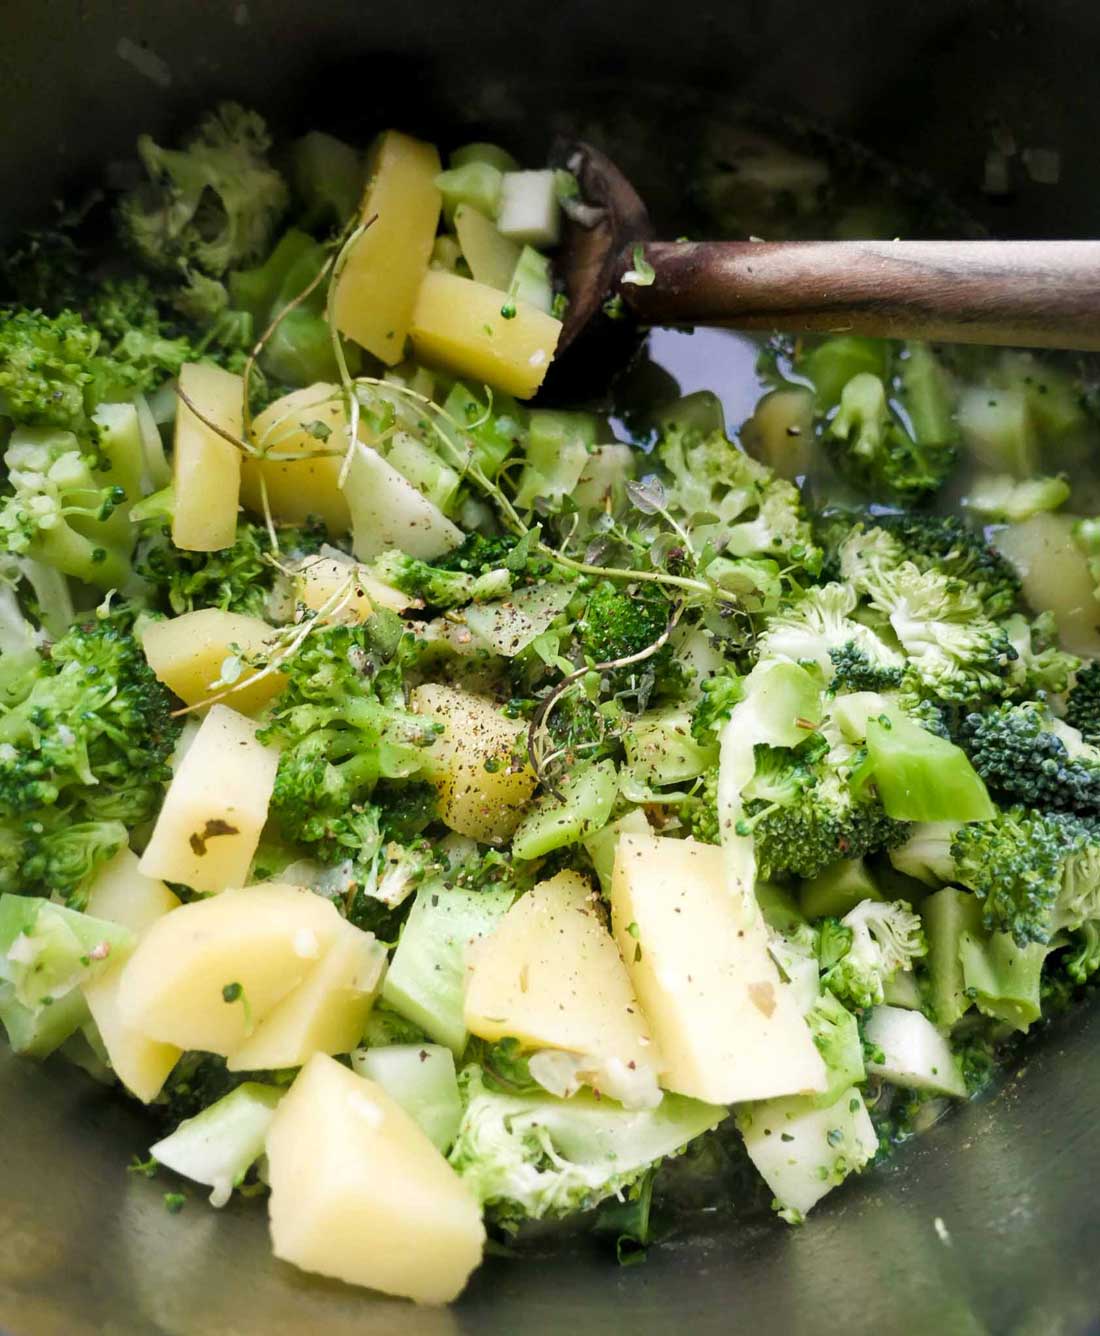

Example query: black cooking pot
[2,3,1100,1333]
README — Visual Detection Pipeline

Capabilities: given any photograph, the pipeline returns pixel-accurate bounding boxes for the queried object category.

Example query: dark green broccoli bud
[259,621,441,865]
[827,642,905,693]
[135,519,324,620]
[960,703,1100,816]
[434,532,524,575]
[685,767,721,845]
[949,807,1089,947]
[1066,662,1100,746]
[0,612,179,904]
[690,671,743,744]
[118,103,288,277]
[577,580,672,665]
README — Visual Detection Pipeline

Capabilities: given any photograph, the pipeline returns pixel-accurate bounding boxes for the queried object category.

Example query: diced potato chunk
[344,440,463,562]
[293,554,421,621]
[410,683,536,841]
[266,1052,485,1304]
[82,849,182,1102]
[333,131,442,364]
[138,706,279,893]
[454,203,521,291]
[409,270,561,400]
[465,871,658,1079]
[994,513,1100,657]
[141,609,287,717]
[172,362,244,552]
[611,833,827,1103]
[227,919,386,1071]
[118,883,342,1054]
[241,383,351,535]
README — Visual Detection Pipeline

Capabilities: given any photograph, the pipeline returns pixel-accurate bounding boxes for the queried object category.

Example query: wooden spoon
[545,139,1100,395]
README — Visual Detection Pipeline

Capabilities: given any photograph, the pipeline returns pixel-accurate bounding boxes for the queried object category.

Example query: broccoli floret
[949,807,1095,947]
[577,580,671,665]
[963,472,1070,523]
[447,1065,723,1229]
[136,519,323,619]
[827,643,905,693]
[867,512,1020,619]
[1066,662,1100,746]
[820,898,927,1009]
[690,671,743,745]
[685,767,721,845]
[259,622,441,865]
[0,612,179,903]
[118,103,288,277]
[759,581,904,685]
[840,532,1017,704]
[369,549,511,610]
[827,372,955,502]
[960,703,1100,816]
[434,532,524,575]
[0,309,107,435]
[1000,612,1080,699]
[656,423,822,578]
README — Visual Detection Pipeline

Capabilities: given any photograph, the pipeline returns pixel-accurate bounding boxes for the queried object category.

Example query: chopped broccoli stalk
[800,858,884,921]
[149,1082,283,1207]
[511,760,618,861]
[509,246,554,314]
[921,884,983,1029]
[859,711,995,823]
[448,1066,724,1227]
[963,472,1070,523]
[118,103,288,276]
[382,880,514,1054]
[958,928,1048,1031]
[449,142,520,173]
[624,709,718,788]
[862,1004,966,1097]
[800,336,888,411]
[956,384,1036,477]
[897,343,956,449]
[514,410,597,511]
[583,809,650,895]
[351,1043,463,1152]
[435,162,504,224]
[438,382,525,481]
[287,131,363,230]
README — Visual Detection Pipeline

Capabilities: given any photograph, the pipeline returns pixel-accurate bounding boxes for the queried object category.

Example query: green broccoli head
[960,703,1100,816]
[820,898,927,1009]
[656,423,822,578]
[949,807,1092,947]
[259,621,441,865]
[118,103,288,276]
[759,581,904,686]
[0,309,104,434]
[1065,662,1100,746]
[827,371,956,503]
[370,549,511,610]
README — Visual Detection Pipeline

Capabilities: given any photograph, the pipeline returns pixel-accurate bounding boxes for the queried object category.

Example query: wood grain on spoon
[617,239,1100,351]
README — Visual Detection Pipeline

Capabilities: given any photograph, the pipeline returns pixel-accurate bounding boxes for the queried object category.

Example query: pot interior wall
[1,3,1099,1334]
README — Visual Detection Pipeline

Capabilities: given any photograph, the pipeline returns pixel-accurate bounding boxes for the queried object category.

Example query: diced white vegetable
[994,513,1100,657]
[344,440,463,562]
[151,1082,283,1206]
[611,832,827,1103]
[265,1053,485,1304]
[863,1004,967,1097]
[352,1043,463,1152]
[497,170,562,247]
[462,583,572,657]
[737,1087,877,1218]
[137,705,279,894]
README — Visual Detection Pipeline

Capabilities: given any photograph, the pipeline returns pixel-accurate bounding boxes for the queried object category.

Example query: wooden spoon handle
[619,240,1100,350]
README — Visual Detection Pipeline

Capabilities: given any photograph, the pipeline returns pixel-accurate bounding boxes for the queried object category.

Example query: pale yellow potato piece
[465,870,657,1073]
[611,833,827,1104]
[85,848,181,934]
[409,270,562,400]
[138,705,279,893]
[172,361,244,552]
[453,204,521,291]
[142,609,287,717]
[82,850,182,1102]
[994,513,1100,657]
[333,131,442,364]
[227,919,387,1071]
[118,883,342,1055]
[293,555,420,622]
[241,384,351,536]
[410,683,536,841]
[266,1053,485,1304]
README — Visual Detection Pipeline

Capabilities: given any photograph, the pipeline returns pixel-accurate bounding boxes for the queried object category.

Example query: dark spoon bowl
[2,3,1100,1333]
